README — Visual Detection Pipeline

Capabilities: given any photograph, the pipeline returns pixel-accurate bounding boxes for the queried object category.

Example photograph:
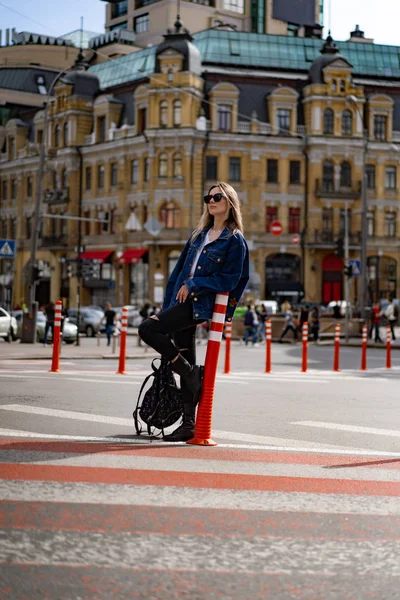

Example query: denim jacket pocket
[205,251,225,274]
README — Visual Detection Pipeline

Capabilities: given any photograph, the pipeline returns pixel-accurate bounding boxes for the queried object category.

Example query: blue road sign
[349,259,361,277]
[0,239,15,258]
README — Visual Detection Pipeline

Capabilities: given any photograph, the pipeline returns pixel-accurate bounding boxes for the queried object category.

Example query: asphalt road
[1,343,400,599]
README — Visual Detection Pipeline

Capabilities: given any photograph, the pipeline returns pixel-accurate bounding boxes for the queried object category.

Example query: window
[137,108,147,134]
[342,110,353,135]
[265,206,278,232]
[206,156,218,180]
[159,101,168,127]
[0,220,6,237]
[277,109,290,135]
[111,163,118,187]
[111,0,128,17]
[386,166,397,190]
[54,125,61,147]
[36,75,47,95]
[131,159,138,184]
[367,211,375,237]
[2,180,7,201]
[8,137,15,160]
[340,80,346,92]
[322,208,333,234]
[229,157,241,181]
[323,108,334,135]
[26,216,32,240]
[61,168,68,189]
[63,122,69,146]
[98,165,105,188]
[332,79,337,93]
[27,176,33,198]
[11,179,17,200]
[339,209,352,235]
[366,164,375,189]
[289,160,301,185]
[160,202,181,229]
[173,155,182,178]
[223,0,244,13]
[374,115,387,141]
[85,167,92,191]
[173,100,181,126]
[61,212,67,236]
[322,161,334,192]
[110,22,127,31]
[158,153,168,178]
[289,208,300,233]
[217,105,231,131]
[134,13,149,33]
[385,212,396,237]
[144,157,150,182]
[340,162,351,187]
[267,159,278,183]
[98,116,106,142]
[11,219,16,239]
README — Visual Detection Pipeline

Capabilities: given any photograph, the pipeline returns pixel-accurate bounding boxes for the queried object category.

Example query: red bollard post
[265,319,272,374]
[116,306,128,375]
[223,321,232,374]
[333,323,341,372]
[361,324,367,371]
[187,292,229,446]
[386,325,392,369]
[301,322,308,373]
[49,300,62,373]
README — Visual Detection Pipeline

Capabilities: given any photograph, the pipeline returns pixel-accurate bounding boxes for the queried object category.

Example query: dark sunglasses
[204,192,225,204]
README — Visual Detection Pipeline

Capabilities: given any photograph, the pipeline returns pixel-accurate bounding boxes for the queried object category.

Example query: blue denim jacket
[162,226,250,321]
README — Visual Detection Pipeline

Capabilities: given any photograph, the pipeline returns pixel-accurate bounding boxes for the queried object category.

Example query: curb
[0,354,159,361]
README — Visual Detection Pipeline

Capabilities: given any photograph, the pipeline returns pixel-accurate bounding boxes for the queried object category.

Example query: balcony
[40,235,68,248]
[44,188,69,205]
[315,179,361,200]
[310,231,362,246]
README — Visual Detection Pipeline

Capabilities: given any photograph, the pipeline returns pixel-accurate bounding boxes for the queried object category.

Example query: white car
[0,307,18,341]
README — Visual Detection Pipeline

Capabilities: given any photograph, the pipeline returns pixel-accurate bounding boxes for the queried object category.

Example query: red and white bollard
[301,322,308,373]
[49,300,62,373]
[361,324,367,371]
[386,325,392,369]
[188,292,229,446]
[223,321,232,374]
[116,306,128,375]
[333,323,341,372]
[265,319,272,374]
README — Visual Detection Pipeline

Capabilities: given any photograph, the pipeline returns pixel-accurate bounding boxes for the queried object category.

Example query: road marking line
[294,421,400,438]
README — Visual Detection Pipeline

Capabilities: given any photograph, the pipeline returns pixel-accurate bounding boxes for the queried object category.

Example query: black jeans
[139,300,203,365]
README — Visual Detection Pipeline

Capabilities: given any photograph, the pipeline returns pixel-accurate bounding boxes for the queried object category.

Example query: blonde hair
[191,181,244,241]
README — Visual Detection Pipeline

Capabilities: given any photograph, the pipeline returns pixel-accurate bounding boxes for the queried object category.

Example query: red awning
[118,248,148,264]
[80,250,113,263]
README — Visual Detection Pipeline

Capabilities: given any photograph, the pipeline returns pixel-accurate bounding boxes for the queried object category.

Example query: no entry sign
[271,221,283,236]
[292,234,300,245]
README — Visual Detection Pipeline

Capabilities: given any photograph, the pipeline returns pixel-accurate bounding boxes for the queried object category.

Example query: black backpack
[133,358,183,436]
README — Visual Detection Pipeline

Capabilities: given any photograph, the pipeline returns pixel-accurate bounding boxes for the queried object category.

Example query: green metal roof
[61,29,103,49]
[89,29,400,90]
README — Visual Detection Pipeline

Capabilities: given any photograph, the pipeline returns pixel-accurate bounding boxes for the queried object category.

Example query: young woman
[139,182,249,442]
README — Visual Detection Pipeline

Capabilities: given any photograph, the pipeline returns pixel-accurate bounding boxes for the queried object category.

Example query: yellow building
[1,22,400,311]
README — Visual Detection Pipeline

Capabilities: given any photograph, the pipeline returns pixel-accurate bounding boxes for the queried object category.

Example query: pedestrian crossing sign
[348,259,361,277]
[0,239,15,258]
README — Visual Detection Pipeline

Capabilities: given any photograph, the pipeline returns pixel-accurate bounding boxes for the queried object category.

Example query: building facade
[1,23,400,310]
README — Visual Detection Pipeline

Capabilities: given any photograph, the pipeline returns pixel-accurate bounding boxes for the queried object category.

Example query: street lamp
[347,94,368,321]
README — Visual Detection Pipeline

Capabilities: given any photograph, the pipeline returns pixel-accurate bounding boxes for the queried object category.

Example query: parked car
[0,307,18,341]
[67,308,103,337]
[113,305,142,327]
[35,311,77,344]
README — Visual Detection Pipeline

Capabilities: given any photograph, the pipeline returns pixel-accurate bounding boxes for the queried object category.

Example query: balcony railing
[311,231,362,245]
[44,188,69,204]
[315,179,361,199]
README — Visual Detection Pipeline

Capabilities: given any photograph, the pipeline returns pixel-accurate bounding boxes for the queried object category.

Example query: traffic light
[344,264,353,278]
[335,238,344,258]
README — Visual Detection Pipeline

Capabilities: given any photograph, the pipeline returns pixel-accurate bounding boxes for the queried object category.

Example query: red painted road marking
[1,464,399,496]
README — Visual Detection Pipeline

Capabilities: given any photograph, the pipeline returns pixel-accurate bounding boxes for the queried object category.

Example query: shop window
[323,108,334,135]
[265,206,278,232]
[229,157,241,181]
[288,208,300,233]
[374,115,387,141]
[158,153,168,178]
[342,110,353,135]
[340,162,351,187]
[160,202,181,229]
[206,156,218,180]
[322,161,334,192]
[267,159,278,183]
[289,160,300,185]
[366,164,375,189]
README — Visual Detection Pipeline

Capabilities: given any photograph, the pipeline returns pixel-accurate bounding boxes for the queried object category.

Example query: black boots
[163,400,196,442]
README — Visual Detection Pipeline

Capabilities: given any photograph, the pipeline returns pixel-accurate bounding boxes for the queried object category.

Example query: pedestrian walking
[298,304,310,334]
[256,303,268,342]
[310,305,320,343]
[281,299,290,316]
[43,301,55,345]
[384,298,397,341]
[369,301,383,343]
[139,181,249,442]
[99,302,117,346]
[244,304,258,346]
[279,304,298,342]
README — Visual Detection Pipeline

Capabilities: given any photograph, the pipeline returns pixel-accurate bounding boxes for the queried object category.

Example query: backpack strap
[133,368,157,435]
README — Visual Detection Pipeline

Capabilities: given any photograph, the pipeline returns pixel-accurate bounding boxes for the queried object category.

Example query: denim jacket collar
[193,226,232,246]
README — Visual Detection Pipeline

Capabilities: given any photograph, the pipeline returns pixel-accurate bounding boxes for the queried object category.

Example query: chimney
[349,24,374,44]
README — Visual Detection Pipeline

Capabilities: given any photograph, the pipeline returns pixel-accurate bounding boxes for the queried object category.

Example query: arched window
[173,154,182,178]
[340,161,351,187]
[61,168,68,189]
[63,122,69,146]
[160,101,168,127]
[322,160,334,192]
[342,110,353,135]
[160,202,181,229]
[323,108,334,135]
[54,125,61,147]
[173,100,181,126]
[158,153,168,178]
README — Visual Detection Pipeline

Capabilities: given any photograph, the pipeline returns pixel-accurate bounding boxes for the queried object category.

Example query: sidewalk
[0,334,158,361]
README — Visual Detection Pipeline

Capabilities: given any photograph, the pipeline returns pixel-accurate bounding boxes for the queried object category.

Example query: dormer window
[168,70,174,83]
[173,100,181,126]
[217,105,231,131]
[98,116,106,142]
[160,101,168,127]
[277,109,290,135]
[374,115,387,141]
[340,80,346,92]
[323,109,334,135]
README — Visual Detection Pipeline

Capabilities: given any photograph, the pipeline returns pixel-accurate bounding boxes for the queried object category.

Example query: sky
[1,0,400,46]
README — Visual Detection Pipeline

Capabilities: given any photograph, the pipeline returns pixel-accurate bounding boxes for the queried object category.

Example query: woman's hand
[176,284,189,303]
